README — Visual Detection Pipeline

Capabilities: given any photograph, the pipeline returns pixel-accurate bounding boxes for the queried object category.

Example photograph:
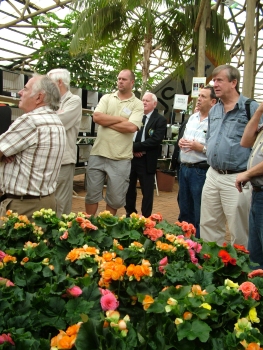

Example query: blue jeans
[178,164,208,238]
[248,191,263,269]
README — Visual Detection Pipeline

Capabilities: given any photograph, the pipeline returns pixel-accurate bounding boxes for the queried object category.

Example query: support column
[196,0,210,76]
[243,0,257,98]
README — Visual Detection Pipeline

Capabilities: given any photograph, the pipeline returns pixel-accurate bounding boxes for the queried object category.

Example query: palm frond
[70,3,127,55]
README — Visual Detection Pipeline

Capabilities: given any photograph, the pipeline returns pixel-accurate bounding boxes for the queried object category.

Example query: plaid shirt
[0,106,66,196]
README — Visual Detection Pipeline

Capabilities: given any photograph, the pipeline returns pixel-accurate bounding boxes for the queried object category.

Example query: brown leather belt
[252,186,263,192]
[213,168,246,175]
[6,193,51,200]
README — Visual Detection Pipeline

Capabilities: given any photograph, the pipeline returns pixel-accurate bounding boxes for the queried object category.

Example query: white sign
[191,77,206,98]
[173,94,188,111]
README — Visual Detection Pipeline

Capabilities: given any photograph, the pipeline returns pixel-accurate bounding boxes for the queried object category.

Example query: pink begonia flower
[59,231,68,240]
[0,277,15,287]
[100,292,119,311]
[177,235,185,239]
[158,256,168,274]
[159,256,168,266]
[0,333,15,345]
[0,250,6,261]
[189,249,198,265]
[99,288,112,296]
[186,240,202,253]
[66,286,83,298]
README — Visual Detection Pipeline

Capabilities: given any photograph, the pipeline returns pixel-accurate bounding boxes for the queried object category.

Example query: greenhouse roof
[0,0,263,100]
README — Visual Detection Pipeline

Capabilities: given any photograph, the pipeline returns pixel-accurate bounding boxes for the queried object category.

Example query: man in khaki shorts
[85,69,144,216]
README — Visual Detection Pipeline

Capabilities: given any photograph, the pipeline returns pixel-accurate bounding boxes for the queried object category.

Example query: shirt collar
[113,91,135,101]
[145,110,154,119]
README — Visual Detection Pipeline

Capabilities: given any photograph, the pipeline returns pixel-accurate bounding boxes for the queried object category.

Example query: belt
[6,193,51,200]
[252,186,263,192]
[213,168,247,175]
[182,162,209,169]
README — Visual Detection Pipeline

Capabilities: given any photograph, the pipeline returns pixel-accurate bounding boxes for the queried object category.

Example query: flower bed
[0,209,263,350]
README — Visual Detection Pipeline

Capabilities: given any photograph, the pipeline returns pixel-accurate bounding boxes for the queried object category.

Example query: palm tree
[70,0,230,95]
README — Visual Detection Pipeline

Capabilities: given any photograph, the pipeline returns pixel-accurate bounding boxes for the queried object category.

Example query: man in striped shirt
[0,74,66,221]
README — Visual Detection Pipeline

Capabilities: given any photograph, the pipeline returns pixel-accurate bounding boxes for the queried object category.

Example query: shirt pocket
[208,116,222,137]
[226,117,247,139]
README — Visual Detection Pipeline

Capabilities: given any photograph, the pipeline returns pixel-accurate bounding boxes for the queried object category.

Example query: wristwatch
[202,146,207,154]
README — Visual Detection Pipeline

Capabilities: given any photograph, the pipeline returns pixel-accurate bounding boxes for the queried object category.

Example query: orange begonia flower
[132,241,143,248]
[66,323,81,336]
[246,343,263,350]
[126,264,135,277]
[3,255,17,263]
[142,295,154,310]
[65,249,80,262]
[84,246,99,255]
[183,312,193,320]
[58,334,76,349]
[191,284,208,296]
[102,252,116,261]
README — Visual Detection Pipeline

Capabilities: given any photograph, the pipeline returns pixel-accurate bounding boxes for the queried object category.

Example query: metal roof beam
[0,0,73,29]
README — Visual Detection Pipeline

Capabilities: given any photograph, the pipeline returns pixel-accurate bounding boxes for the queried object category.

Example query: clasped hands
[178,138,199,152]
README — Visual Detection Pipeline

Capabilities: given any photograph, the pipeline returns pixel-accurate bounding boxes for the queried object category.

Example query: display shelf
[0,94,20,105]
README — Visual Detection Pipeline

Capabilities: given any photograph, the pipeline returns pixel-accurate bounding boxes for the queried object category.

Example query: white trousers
[200,167,251,248]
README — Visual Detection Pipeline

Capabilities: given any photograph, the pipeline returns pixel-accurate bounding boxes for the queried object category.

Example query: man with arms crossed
[235,102,263,268]
[200,65,259,247]
[85,69,144,216]
[125,92,166,218]
[47,68,82,217]
[0,74,66,221]
[178,86,217,238]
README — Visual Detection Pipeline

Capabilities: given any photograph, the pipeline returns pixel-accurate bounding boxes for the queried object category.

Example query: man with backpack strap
[200,65,261,248]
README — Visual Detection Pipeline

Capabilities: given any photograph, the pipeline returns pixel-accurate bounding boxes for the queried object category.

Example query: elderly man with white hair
[125,92,167,218]
[0,74,66,221]
[47,68,82,217]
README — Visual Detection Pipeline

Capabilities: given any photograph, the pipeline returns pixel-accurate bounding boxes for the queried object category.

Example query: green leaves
[1,210,263,349]
[177,319,212,342]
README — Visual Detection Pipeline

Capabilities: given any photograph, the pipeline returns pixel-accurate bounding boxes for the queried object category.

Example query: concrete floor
[72,174,180,223]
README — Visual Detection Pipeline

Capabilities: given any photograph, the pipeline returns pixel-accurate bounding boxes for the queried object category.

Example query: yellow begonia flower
[165,305,172,313]
[167,298,178,306]
[248,307,260,323]
[174,318,183,325]
[200,303,212,310]
[234,318,252,338]
[225,278,239,289]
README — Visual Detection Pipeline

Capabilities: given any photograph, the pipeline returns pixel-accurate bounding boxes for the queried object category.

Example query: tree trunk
[197,0,210,76]
[141,34,152,97]
[243,0,257,98]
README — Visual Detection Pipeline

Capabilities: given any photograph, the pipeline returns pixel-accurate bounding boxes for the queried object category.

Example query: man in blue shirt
[200,65,260,248]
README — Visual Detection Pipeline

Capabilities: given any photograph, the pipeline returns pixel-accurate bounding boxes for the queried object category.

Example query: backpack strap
[245,98,255,121]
